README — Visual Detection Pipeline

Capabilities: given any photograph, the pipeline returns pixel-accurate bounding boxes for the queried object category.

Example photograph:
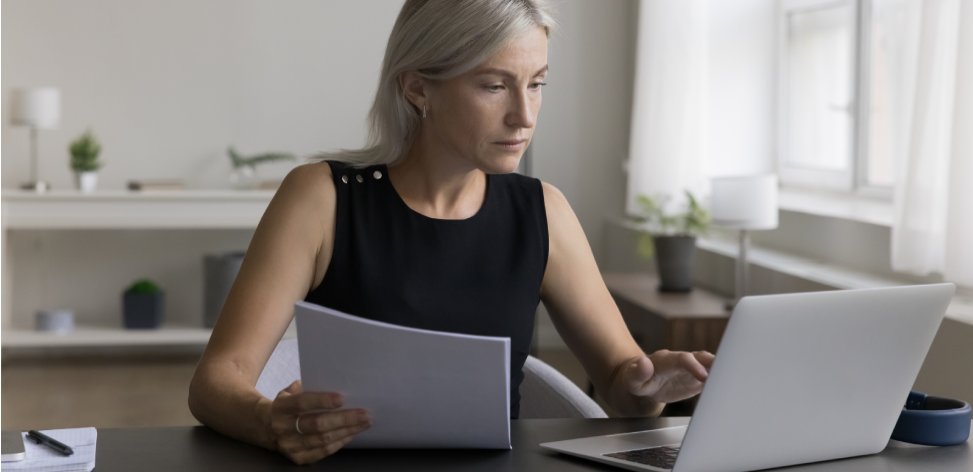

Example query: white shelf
[0,321,297,350]
[1,325,213,348]
[1,189,274,229]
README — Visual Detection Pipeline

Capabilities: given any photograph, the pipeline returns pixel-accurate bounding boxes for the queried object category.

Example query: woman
[189,0,714,465]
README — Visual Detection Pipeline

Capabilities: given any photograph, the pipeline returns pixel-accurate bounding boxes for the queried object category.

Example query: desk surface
[95,418,971,471]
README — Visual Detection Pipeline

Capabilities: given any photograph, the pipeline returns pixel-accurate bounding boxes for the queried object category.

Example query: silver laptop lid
[674,283,955,471]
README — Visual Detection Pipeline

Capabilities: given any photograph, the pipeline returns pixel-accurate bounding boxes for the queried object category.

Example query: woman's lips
[495,140,527,151]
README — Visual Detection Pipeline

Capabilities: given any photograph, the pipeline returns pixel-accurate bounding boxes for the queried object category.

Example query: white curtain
[890,0,973,286]
[626,0,709,214]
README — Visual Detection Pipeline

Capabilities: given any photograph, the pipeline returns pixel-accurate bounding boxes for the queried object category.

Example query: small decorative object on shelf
[227,146,296,190]
[35,308,75,333]
[126,179,186,191]
[69,129,103,193]
[203,251,245,328]
[631,191,710,293]
[12,87,61,193]
[122,279,165,329]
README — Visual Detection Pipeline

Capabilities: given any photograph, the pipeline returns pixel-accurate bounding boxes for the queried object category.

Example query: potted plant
[632,190,710,292]
[227,147,296,189]
[69,130,103,193]
[122,279,165,329]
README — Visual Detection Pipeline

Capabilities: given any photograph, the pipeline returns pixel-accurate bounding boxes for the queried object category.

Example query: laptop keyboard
[604,446,680,469]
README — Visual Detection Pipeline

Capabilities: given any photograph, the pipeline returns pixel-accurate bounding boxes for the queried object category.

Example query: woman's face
[424,27,548,174]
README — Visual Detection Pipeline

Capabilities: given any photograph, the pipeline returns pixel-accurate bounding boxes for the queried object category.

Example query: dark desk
[95,418,972,471]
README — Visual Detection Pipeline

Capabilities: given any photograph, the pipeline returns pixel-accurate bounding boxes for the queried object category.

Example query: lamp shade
[11,87,61,129]
[711,174,779,230]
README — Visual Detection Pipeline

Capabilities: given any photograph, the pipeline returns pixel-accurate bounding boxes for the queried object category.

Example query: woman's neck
[387,140,487,220]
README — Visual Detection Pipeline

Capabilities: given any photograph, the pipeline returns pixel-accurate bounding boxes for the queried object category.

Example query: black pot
[123,292,165,329]
[652,235,697,293]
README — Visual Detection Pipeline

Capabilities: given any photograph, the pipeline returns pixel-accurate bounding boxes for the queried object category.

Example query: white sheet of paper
[4,428,97,472]
[295,301,511,449]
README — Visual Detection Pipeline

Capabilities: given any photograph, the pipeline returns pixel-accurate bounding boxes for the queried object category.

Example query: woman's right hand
[268,380,372,464]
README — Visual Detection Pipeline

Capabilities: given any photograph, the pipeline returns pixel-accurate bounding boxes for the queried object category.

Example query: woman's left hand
[623,350,715,404]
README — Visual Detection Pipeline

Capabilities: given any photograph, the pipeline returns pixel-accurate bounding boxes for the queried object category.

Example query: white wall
[2,0,636,326]
[2,0,633,249]
[533,0,636,254]
[2,0,397,189]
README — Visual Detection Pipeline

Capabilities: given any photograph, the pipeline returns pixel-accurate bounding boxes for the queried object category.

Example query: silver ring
[295,415,304,435]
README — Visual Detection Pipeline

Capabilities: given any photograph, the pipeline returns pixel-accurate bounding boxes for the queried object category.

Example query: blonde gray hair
[315,0,555,167]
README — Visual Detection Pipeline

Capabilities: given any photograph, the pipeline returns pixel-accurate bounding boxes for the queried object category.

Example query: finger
[299,422,371,450]
[274,390,344,414]
[287,433,357,465]
[693,351,716,370]
[279,421,369,463]
[270,399,352,437]
[285,380,302,394]
[274,380,302,401]
[678,352,709,381]
[301,408,371,435]
[323,433,357,457]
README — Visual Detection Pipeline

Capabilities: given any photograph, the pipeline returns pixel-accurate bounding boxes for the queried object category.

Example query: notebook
[3,428,97,472]
[541,284,955,471]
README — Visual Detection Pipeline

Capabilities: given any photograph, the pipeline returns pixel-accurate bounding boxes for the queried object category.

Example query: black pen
[26,430,74,456]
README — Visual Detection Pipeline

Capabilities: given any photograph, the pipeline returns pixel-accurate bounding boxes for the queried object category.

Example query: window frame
[777,0,893,199]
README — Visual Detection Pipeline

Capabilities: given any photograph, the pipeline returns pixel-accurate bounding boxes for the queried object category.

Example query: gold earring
[421,104,427,119]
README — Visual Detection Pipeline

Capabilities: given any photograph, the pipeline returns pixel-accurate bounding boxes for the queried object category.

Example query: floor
[1,348,593,430]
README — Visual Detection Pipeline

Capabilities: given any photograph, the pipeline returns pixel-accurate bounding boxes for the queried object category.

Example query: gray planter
[123,292,165,329]
[203,252,245,327]
[652,235,697,293]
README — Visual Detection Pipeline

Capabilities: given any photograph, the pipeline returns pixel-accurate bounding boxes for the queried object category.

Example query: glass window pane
[784,3,856,172]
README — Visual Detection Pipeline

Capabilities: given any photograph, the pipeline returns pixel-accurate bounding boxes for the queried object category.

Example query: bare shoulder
[540,180,579,226]
[260,161,334,222]
[274,161,334,204]
[540,181,571,213]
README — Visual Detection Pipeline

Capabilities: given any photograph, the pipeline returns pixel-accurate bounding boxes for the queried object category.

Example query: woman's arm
[188,163,370,464]
[539,182,714,416]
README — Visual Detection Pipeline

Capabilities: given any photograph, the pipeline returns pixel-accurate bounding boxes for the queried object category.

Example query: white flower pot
[76,171,99,193]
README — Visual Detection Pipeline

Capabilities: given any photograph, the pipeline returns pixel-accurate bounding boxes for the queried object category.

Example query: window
[778,0,898,197]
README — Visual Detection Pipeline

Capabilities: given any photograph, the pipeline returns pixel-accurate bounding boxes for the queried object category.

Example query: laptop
[540,283,955,472]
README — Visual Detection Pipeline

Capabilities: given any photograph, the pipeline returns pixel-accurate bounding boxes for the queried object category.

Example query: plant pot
[75,171,98,193]
[652,235,697,292]
[203,251,245,327]
[123,292,165,329]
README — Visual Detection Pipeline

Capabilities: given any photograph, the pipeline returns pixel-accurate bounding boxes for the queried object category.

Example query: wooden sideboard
[603,272,730,355]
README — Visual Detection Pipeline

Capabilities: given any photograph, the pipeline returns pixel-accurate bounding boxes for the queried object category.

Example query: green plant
[632,190,710,259]
[69,130,103,172]
[125,279,163,294]
[227,146,296,170]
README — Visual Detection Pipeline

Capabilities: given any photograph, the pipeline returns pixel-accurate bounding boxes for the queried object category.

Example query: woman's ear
[399,71,427,112]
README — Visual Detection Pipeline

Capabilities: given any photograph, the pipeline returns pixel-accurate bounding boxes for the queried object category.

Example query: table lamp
[11,87,61,192]
[711,174,779,309]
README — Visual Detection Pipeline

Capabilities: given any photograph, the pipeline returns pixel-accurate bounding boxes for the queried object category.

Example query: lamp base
[20,180,49,193]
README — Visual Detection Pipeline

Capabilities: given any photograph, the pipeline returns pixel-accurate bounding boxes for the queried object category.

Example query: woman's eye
[485,84,505,92]
[529,81,548,90]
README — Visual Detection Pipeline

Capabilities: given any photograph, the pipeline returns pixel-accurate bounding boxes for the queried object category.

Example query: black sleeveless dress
[304,161,549,418]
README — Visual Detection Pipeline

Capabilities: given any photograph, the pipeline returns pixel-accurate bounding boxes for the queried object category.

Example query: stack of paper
[295,301,511,449]
[4,428,96,472]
